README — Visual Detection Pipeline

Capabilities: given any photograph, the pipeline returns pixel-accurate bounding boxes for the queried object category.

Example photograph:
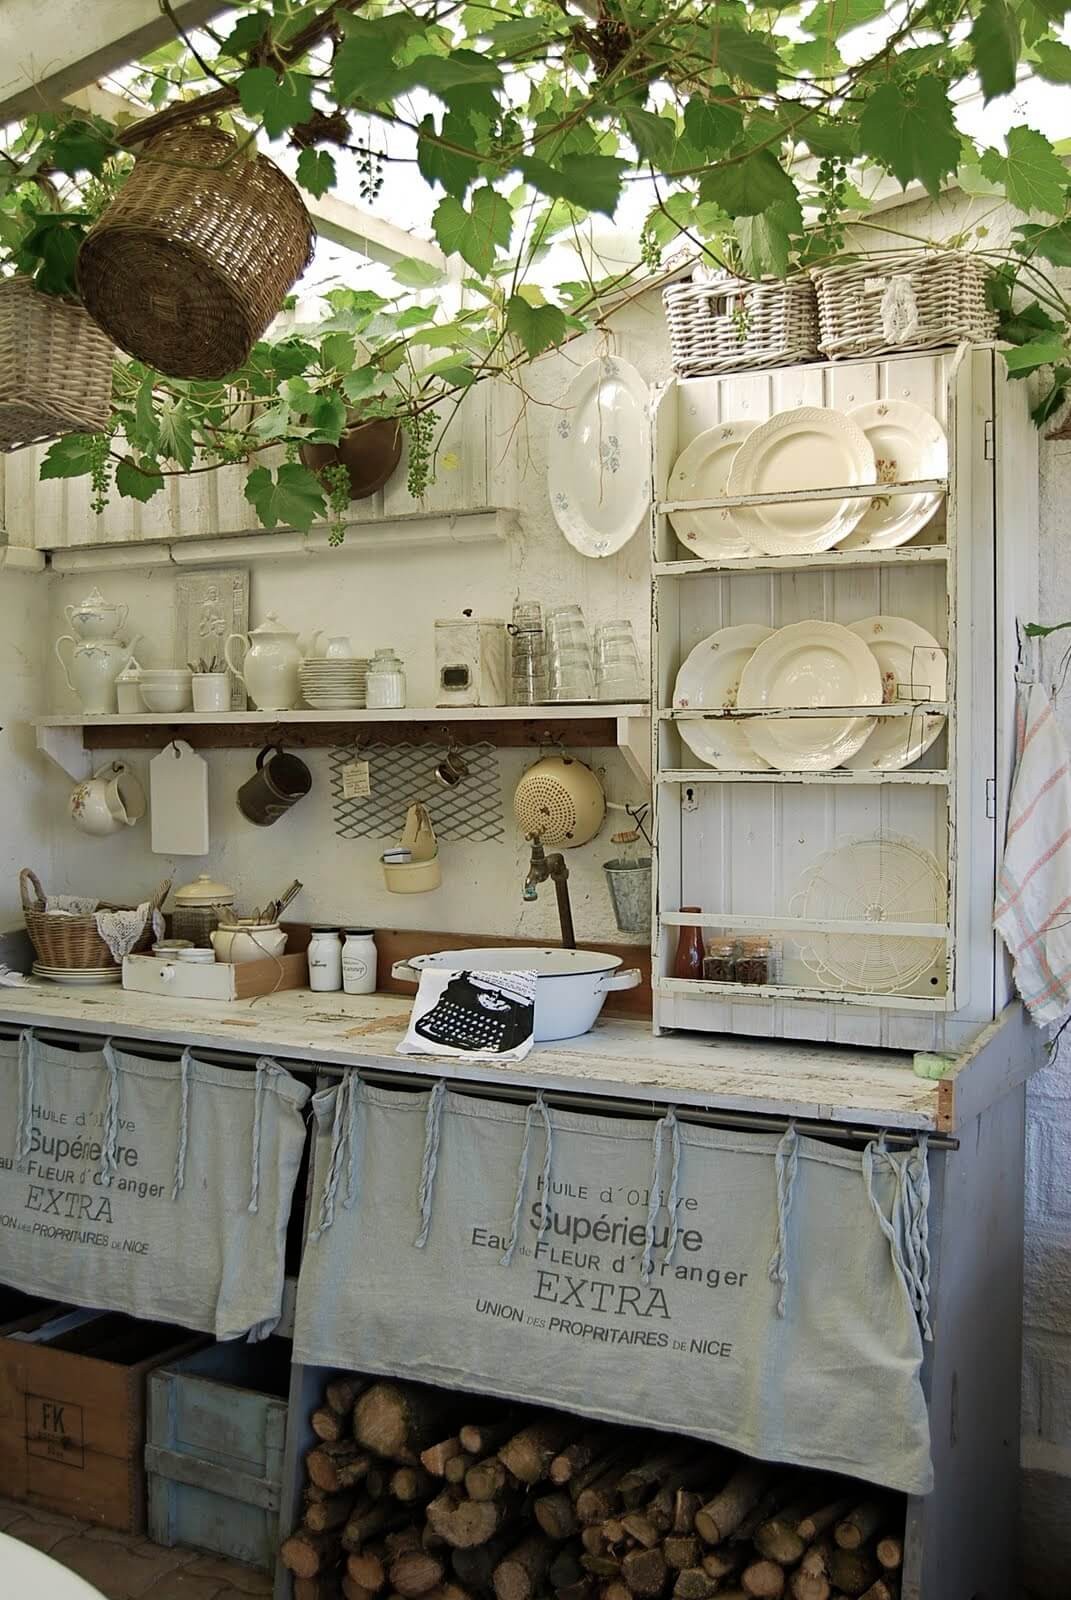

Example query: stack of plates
[32,962,121,986]
[300,659,370,710]
[673,615,946,773]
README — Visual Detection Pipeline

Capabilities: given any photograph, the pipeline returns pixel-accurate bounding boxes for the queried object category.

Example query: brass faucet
[523,834,576,949]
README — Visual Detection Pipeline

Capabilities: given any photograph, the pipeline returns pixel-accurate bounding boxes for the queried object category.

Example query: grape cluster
[403,410,437,501]
[640,230,662,271]
[87,433,112,516]
[355,145,385,204]
[323,462,351,547]
[815,157,849,252]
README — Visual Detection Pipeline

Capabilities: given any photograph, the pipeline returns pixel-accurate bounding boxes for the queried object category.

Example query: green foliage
[3,0,1071,535]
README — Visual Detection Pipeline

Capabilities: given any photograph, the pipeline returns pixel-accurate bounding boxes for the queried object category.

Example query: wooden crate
[147,1338,291,1570]
[0,1309,200,1530]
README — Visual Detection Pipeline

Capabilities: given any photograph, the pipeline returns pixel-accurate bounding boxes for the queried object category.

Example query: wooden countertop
[0,985,1041,1134]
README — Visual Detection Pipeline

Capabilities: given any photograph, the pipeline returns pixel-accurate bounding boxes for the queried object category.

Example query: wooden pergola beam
[0,0,229,122]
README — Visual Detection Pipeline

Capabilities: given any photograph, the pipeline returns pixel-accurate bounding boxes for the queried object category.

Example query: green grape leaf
[393,255,448,288]
[115,458,164,503]
[343,365,393,401]
[243,463,326,530]
[51,120,111,177]
[1014,220,1071,267]
[157,399,194,471]
[416,113,481,195]
[714,25,782,91]
[30,223,81,296]
[320,332,355,374]
[505,294,568,357]
[134,374,159,451]
[622,107,676,167]
[305,390,348,445]
[858,78,961,195]
[519,154,629,216]
[682,96,742,156]
[40,434,98,480]
[735,198,800,277]
[1033,39,1071,82]
[433,185,513,274]
[218,11,270,58]
[981,125,1068,215]
[699,150,798,217]
[296,148,336,199]
[970,0,1021,103]
[391,51,503,97]
[801,0,885,36]
[1003,338,1068,373]
[237,66,313,138]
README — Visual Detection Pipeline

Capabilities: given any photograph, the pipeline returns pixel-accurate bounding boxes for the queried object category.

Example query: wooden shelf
[33,705,652,780]
[661,702,948,721]
[656,476,947,516]
[654,976,949,1013]
[654,544,947,576]
[659,767,950,786]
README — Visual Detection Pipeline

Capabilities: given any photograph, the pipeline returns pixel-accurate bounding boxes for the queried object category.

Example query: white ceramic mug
[192,673,231,712]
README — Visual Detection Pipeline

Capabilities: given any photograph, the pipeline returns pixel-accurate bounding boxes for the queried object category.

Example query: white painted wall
[0,568,52,928]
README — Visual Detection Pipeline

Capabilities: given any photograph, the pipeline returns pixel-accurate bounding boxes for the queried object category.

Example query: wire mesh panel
[329,742,505,842]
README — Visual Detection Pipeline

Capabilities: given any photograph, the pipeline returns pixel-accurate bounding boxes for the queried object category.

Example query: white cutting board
[150,740,209,855]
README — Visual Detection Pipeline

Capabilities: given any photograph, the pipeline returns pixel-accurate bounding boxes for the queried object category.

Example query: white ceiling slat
[0,0,229,122]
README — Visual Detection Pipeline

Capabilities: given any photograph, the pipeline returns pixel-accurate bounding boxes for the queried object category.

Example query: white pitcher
[224,612,303,711]
[68,762,146,836]
[55,632,142,715]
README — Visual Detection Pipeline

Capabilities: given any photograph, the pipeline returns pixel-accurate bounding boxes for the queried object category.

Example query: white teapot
[64,586,129,641]
[55,631,142,715]
[68,762,146,836]
[225,612,302,711]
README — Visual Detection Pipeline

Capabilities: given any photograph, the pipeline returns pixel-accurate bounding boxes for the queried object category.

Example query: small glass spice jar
[366,648,406,709]
[736,934,781,986]
[703,936,739,984]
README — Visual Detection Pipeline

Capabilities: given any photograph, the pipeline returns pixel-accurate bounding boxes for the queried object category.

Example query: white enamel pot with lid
[391,946,641,1041]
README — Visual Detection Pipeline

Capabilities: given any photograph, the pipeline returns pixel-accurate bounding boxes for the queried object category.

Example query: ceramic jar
[308,927,343,991]
[64,586,128,641]
[116,659,143,714]
[68,762,146,836]
[342,929,377,994]
[366,648,406,709]
[172,873,236,947]
[224,612,303,711]
[211,921,288,965]
[55,632,142,715]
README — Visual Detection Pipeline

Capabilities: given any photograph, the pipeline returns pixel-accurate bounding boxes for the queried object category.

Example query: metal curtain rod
[0,1026,957,1150]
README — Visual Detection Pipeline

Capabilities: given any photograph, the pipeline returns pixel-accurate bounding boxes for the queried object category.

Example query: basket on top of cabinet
[662,272,819,377]
[649,347,1038,1054]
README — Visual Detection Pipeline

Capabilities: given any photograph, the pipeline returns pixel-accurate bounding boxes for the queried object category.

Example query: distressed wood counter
[0,983,1041,1133]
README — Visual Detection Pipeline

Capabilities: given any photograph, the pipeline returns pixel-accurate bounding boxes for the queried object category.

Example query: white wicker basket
[811,253,997,360]
[662,273,819,377]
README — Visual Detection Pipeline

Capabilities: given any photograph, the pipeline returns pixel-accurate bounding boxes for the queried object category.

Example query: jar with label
[342,929,378,994]
[307,927,343,992]
[366,649,406,709]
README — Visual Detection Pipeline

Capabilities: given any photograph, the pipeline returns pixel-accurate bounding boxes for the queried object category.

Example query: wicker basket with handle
[0,277,116,454]
[811,252,997,360]
[77,123,315,380]
[20,869,171,970]
[662,272,819,377]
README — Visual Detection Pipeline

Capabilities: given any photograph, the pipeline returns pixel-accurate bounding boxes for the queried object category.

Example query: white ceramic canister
[116,658,143,714]
[365,648,406,709]
[342,929,377,994]
[308,927,343,992]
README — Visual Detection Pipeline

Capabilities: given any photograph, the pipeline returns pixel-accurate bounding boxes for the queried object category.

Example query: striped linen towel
[995,681,1071,1025]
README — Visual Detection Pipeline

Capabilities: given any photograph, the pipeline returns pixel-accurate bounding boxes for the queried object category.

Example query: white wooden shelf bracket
[35,723,91,781]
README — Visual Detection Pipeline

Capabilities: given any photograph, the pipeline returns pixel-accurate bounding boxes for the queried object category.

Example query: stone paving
[0,1496,272,1599]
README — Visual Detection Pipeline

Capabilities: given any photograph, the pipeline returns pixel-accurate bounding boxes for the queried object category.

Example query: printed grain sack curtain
[294,1079,934,1495]
[0,1032,310,1340]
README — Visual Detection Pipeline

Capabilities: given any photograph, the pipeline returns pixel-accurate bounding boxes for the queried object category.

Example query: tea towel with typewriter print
[397,968,537,1061]
[995,679,1071,1025]
[0,1032,310,1339]
[294,1079,934,1494]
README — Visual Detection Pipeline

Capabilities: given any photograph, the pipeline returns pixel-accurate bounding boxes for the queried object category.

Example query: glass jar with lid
[366,648,406,709]
[171,873,235,947]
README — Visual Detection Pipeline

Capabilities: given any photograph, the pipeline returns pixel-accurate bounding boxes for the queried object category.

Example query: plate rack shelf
[650,348,1037,1053]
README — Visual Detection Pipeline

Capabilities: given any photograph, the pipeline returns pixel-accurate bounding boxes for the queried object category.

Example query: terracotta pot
[301,418,403,501]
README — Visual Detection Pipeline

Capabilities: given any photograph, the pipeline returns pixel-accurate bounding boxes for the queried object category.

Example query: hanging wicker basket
[811,252,997,360]
[77,124,315,380]
[662,272,820,377]
[0,277,116,454]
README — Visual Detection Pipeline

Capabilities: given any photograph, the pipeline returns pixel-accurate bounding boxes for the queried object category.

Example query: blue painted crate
[146,1338,291,1570]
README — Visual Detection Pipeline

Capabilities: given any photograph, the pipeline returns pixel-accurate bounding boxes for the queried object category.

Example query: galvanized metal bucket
[603,856,652,934]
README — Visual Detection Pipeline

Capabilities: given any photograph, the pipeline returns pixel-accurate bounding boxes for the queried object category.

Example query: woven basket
[811,252,997,360]
[662,273,819,377]
[20,869,171,970]
[0,277,115,453]
[77,124,315,380]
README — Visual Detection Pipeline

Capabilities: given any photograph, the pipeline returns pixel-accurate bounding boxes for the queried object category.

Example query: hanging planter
[300,417,403,501]
[76,124,314,381]
[0,277,115,454]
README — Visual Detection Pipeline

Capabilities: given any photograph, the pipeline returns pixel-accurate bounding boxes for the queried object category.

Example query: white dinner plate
[673,625,774,771]
[737,620,882,770]
[844,615,948,771]
[32,964,121,986]
[794,836,948,992]
[842,400,947,549]
[548,356,651,557]
[667,421,760,559]
[725,406,875,555]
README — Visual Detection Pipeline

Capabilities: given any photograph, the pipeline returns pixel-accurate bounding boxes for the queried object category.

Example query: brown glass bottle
[673,907,705,980]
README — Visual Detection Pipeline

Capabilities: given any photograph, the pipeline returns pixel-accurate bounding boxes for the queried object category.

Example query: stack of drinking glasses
[546,604,595,702]
[594,620,644,701]
[509,600,548,706]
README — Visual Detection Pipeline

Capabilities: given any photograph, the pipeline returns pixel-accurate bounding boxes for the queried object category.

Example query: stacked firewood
[280,1376,905,1600]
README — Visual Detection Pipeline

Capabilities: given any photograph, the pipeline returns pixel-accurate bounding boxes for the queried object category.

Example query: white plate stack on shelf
[300,658,370,710]
[673,615,947,772]
[667,400,947,560]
